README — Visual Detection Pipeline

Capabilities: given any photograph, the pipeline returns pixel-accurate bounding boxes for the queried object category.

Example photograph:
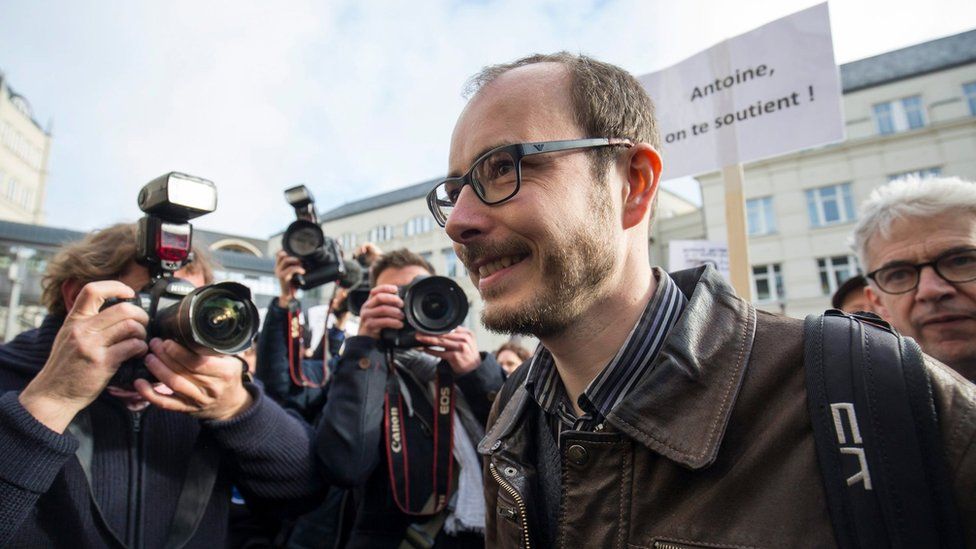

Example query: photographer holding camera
[315,249,502,549]
[0,177,325,548]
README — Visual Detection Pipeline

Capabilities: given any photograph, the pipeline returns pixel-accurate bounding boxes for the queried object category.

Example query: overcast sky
[2,0,975,238]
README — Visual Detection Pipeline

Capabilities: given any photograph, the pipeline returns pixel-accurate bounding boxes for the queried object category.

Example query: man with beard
[425,53,976,547]
[855,175,976,382]
[315,249,503,548]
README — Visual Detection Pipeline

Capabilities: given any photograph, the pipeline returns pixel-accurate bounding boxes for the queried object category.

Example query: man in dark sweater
[0,224,326,548]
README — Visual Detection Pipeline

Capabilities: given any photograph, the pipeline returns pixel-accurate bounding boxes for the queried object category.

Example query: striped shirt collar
[524,268,688,436]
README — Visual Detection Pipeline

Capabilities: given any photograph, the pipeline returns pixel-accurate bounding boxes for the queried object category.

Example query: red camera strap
[285,298,329,388]
[383,353,456,516]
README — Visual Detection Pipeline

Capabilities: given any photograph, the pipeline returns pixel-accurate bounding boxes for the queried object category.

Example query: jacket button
[358,357,370,370]
[566,444,588,466]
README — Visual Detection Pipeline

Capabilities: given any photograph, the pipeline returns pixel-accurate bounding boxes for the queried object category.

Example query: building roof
[0,220,274,274]
[840,29,976,93]
[321,178,439,222]
[0,220,85,247]
[195,229,268,256]
[0,73,47,132]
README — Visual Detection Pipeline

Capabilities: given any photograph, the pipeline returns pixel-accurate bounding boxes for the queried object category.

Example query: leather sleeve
[927,357,976,548]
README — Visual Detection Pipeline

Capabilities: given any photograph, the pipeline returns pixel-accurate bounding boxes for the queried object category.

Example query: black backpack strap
[804,310,964,548]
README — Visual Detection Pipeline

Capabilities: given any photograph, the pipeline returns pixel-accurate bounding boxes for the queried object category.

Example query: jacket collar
[479,266,756,470]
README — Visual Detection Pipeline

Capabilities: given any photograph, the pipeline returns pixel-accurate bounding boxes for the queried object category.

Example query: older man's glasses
[425,138,633,227]
[866,247,976,294]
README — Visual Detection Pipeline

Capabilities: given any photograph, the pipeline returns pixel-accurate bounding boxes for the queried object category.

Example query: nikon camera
[104,172,260,388]
[379,275,469,349]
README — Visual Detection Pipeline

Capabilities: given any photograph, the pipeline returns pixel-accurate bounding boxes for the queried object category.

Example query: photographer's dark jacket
[0,315,327,549]
[256,298,328,422]
[481,266,976,548]
[315,336,503,548]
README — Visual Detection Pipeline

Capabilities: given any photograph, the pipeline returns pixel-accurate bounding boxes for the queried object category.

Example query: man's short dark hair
[465,52,661,179]
[369,249,435,286]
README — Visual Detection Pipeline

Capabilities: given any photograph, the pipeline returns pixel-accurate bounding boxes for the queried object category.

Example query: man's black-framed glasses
[866,247,976,294]
[425,137,633,227]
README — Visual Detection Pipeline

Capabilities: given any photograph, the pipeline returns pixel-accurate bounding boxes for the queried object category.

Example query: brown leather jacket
[479,267,976,548]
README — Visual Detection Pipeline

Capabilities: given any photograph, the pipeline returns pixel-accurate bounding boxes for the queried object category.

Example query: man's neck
[541,264,656,416]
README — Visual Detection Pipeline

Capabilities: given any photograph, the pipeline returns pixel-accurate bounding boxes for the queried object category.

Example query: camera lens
[194,290,253,349]
[404,276,468,334]
[421,292,449,321]
[283,219,326,258]
[156,281,259,355]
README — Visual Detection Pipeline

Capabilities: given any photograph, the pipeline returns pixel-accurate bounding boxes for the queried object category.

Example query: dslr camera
[379,275,469,349]
[281,185,361,290]
[104,172,260,388]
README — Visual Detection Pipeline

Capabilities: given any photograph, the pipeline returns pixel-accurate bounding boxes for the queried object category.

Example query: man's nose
[445,185,489,244]
[915,265,956,302]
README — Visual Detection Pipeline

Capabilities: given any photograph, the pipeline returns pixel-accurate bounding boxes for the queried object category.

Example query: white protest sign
[639,3,843,178]
[668,240,730,280]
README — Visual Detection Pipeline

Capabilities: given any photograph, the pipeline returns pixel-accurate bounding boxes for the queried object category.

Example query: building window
[404,216,433,237]
[442,248,464,278]
[420,252,433,266]
[752,264,784,302]
[806,183,855,228]
[368,225,394,243]
[746,196,776,236]
[872,95,926,135]
[340,232,357,251]
[964,82,976,117]
[5,179,17,202]
[888,167,942,181]
[818,255,860,295]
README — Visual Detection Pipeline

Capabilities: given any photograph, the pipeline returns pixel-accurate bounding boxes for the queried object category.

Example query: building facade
[304,181,698,351]
[0,74,52,225]
[698,29,976,318]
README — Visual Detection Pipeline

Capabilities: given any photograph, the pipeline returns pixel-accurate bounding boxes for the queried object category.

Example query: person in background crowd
[0,223,324,548]
[256,250,329,422]
[494,341,532,377]
[427,52,976,547]
[831,274,873,314]
[854,175,976,382]
[316,249,503,549]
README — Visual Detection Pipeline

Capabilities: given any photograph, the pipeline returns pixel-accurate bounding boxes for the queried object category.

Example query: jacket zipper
[489,462,532,549]
[654,542,706,549]
[128,410,144,549]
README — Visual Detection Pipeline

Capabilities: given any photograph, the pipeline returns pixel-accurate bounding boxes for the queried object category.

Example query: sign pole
[722,163,752,301]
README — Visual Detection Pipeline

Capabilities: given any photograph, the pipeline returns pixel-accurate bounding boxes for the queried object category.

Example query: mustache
[456,240,532,271]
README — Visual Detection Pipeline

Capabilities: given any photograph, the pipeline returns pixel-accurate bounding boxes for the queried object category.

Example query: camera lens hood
[402,276,468,335]
[157,281,259,355]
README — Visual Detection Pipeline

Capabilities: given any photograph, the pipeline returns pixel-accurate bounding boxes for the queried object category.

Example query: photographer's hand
[415,327,481,375]
[354,243,382,265]
[357,284,405,341]
[19,281,149,433]
[275,250,305,308]
[133,338,253,421]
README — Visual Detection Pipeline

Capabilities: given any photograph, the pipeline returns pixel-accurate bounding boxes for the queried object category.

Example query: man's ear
[61,279,85,313]
[621,144,663,230]
[864,285,891,321]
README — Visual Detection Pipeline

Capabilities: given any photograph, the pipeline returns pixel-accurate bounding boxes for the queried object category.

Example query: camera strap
[383,350,457,516]
[285,298,329,388]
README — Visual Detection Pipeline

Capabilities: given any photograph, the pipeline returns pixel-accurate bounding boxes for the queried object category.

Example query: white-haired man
[853,175,976,382]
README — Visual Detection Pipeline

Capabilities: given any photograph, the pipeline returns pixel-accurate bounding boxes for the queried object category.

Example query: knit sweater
[0,315,326,548]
